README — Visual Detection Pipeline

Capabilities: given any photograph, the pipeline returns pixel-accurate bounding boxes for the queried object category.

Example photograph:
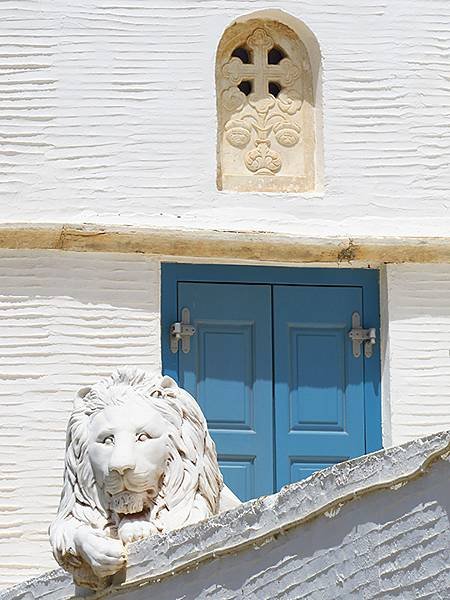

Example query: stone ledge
[1,224,450,263]
[2,430,450,600]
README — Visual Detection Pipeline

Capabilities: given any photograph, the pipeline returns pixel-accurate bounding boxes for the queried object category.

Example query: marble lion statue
[49,368,240,588]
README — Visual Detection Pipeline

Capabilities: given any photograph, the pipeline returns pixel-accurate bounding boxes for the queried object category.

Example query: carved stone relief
[217,20,315,192]
[49,369,240,590]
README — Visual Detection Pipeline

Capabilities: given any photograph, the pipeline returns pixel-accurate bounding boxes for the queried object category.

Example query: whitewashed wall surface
[0,0,450,238]
[384,264,450,445]
[0,250,161,589]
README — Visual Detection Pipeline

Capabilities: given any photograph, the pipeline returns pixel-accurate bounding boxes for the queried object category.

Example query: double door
[163,267,381,502]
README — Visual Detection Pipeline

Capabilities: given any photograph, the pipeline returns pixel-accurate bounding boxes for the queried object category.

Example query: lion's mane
[49,368,223,584]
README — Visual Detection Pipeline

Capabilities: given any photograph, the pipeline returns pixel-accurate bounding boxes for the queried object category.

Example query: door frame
[161,263,382,454]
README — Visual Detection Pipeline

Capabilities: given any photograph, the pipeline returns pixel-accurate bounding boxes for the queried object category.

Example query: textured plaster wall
[110,458,450,600]
[1,0,450,237]
[0,250,161,589]
[386,264,450,445]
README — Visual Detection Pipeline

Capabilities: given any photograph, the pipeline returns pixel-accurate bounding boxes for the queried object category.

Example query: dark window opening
[268,47,285,65]
[268,81,281,97]
[238,80,253,95]
[232,46,251,64]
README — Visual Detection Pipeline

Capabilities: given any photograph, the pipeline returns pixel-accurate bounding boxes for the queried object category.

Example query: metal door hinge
[348,312,376,358]
[170,308,195,354]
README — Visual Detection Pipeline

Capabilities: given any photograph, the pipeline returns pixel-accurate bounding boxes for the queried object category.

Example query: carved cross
[222,28,300,99]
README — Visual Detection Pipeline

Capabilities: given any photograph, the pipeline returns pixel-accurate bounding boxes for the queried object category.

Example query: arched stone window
[216,18,316,193]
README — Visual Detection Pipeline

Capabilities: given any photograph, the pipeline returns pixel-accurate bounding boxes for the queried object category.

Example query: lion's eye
[137,432,151,442]
[102,435,114,445]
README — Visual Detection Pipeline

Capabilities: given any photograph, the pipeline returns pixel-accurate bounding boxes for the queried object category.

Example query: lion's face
[88,390,171,515]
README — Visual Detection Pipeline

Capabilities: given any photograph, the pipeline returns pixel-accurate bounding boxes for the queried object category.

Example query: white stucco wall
[0,250,161,589]
[1,0,450,238]
[384,264,450,445]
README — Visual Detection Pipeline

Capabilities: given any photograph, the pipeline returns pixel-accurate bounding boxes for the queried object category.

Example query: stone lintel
[1,224,450,264]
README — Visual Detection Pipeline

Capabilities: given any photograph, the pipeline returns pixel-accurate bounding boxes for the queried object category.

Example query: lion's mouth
[104,471,164,514]
[104,471,160,494]
[109,490,155,515]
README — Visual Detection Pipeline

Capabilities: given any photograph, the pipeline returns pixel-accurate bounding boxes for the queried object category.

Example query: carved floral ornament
[219,26,312,181]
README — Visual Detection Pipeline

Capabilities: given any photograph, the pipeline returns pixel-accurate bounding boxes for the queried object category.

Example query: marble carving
[49,369,240,589]
[216,19,315,192]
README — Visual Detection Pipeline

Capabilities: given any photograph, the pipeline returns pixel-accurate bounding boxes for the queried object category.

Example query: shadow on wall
[0,249,159,311]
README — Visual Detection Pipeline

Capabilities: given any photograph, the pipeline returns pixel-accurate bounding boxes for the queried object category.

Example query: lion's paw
[118,517,158,544]
[73,527,126,579]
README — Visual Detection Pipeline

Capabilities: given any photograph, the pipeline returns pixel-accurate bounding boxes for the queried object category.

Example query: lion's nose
[110,462,134,475]
[109,447,136,474]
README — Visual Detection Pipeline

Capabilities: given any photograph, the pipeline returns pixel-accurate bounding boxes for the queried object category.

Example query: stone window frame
[216,15,321,193]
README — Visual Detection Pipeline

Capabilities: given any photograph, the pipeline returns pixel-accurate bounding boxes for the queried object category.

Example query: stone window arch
[216,18,316,193]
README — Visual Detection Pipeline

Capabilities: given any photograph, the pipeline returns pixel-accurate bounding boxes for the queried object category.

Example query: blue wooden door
[167,269,380,502]
[178,283,274,501]
[273,285,366,489]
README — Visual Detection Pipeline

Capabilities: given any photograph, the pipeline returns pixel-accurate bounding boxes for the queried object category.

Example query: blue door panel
[218,458,255,501]
[178,282,273,501]
[273,285,366,489]
[288,326,345,430]
[197,324,254,428]
[290,458,344,482]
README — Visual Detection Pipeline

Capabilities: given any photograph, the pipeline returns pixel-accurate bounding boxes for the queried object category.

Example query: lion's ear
[74,386,91,410]
[160,375,179,391]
